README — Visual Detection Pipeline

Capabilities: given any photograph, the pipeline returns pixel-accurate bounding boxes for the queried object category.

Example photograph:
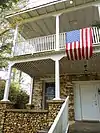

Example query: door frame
[41,78,55,109]
[73,80,100,121]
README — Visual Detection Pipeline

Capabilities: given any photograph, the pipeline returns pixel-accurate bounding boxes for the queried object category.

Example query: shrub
[0,80,29,109]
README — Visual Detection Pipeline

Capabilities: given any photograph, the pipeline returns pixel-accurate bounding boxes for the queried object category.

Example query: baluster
[99,28,100,43]
[48,36,50,50]
[94,27,97,44]
[42,37,45,51]
[92,27,95,44]
[37,37,42,52]
[48,35,50,51]
[38,38,42,52]
[95,27,99,43]
[34,38,37,52]
[51,35,53,50]
[37,38,39,52]
[64,32,66,48]
[42,37,45,50]
[47,36,49,51]
[26,40,28,54]
[39,37,41,52]
[45,36,47,50]
[54,34,56,49]
[41,37,43,51]
[52,35,54,50]
[33,39,35,53]
[59,33,61,49]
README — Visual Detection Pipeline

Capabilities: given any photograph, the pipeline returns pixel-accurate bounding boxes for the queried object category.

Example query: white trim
[74,84,82,120]
[12,52,65,64]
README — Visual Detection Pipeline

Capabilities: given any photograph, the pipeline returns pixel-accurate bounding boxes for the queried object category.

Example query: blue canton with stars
[66,30,80,44]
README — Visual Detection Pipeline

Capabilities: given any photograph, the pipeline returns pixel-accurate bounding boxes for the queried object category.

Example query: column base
[26,103,34,109]
[53,97,61,100]
[1,99,10,102]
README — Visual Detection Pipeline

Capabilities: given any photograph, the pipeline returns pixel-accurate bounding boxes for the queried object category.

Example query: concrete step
[37,128,49,133]
[69,121,100,133]
[37,130,48,133]
[69,130,100,133]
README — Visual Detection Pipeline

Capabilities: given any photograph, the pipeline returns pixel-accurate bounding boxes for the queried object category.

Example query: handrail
[48,96,69,133]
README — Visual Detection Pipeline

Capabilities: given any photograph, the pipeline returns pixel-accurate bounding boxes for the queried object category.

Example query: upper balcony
[13,27,100,56]
[6,0,100,58]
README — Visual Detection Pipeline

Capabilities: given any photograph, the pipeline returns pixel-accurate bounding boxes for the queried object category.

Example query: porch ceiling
[13,59,55,77]
[13,54,100,77]
[7,0,100,39]
[19,6,99,39]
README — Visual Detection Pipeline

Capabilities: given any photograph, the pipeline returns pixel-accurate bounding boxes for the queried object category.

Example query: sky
[0,70,8,80]
[0,70,31,95]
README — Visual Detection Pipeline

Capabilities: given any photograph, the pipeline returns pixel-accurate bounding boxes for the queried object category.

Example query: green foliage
[0,0,19,9]
[0,80,29,108]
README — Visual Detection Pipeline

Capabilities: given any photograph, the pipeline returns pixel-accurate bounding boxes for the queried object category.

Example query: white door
[80,84,100,121]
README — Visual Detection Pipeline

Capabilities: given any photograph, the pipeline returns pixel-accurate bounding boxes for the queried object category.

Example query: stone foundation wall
[32,79,43,109]
[4,110,48,133]
[32,74,100,121]
[0,110,5,132]
[60,75,74,120]
[0,100,64,133]
[47,100,64,127]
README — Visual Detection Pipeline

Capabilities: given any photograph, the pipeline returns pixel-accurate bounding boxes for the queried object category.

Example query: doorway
[44,82,55,108]
[74,81,100,121]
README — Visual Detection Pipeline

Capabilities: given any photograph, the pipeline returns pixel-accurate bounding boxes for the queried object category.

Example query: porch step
[69,121,100,133]
[37,128,49,133]
[37,129,48,133]
[37,130,48,133]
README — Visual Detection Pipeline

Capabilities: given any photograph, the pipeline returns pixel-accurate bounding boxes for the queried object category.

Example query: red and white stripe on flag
[66,27,93,60]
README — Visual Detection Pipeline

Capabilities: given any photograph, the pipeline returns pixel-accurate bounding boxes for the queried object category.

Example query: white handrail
[48,96,69,133]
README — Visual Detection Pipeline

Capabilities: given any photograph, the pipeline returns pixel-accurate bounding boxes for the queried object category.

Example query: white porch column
[28,78,33,104]
[51,55,64,100]
[2,64,12,101]
[55,59,60,99]
[55,14,60,51]
[12,25,18,56]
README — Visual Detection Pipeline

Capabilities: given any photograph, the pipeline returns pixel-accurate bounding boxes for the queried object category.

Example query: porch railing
[14,27,100,56]
[48,96,69,133]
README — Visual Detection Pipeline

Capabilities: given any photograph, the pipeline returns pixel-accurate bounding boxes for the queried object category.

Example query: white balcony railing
[14,27,100,56]
[48,96,69,133]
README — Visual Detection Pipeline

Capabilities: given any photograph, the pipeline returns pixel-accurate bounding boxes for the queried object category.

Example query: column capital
[53,13,62,17]
[8,62,15,67]
[50,54,64,61]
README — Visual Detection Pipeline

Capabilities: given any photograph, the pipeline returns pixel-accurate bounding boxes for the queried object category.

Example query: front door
[80,84,100,121]
[45,82,55,108]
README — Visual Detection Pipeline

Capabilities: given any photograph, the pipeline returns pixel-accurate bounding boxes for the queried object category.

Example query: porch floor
[69,121,100,133]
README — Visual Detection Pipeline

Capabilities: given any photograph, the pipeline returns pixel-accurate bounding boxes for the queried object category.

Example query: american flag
[66,27,93,60]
